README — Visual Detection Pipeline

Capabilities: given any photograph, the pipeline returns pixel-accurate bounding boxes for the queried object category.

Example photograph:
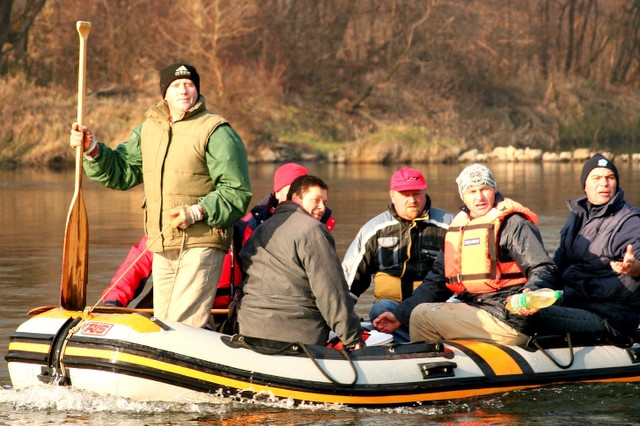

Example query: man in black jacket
[342,167,453,342]
[534,154,640,340]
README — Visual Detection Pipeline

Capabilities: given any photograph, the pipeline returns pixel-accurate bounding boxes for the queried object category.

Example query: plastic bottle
[505,289,563,313]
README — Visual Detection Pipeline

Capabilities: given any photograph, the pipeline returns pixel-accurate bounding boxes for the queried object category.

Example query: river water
[1,162,639,424]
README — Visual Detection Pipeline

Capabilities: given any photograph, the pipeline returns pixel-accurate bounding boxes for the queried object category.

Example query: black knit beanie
[580,153,619,191]
[159,63,200,98]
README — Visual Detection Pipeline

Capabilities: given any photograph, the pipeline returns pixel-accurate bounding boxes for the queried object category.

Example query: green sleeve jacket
[83,96,252,252]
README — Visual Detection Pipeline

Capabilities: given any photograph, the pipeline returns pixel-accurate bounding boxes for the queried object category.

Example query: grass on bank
[4,71,640,169]
[1,73,157,168]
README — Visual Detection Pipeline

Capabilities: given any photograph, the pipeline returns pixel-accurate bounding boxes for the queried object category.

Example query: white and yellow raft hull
[6,308,640,406]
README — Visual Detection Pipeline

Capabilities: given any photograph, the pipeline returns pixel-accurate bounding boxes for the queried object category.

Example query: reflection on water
[1,162,640,424]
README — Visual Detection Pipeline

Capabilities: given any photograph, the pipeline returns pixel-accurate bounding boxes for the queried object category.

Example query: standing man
[238,175,364,349]
[374,164,557,346]
[70,63,252,328]
[534,154,640,340]
[342,167,453,341]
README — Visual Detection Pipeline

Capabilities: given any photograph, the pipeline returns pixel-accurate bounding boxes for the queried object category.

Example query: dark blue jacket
[554,189,640,334]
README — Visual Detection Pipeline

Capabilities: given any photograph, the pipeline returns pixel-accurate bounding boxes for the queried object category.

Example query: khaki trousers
[152,247,225,328]
[409,302,529,346]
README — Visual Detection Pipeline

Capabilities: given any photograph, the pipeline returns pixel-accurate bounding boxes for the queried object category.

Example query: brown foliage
[3,0,640,166]
[10,0,640,94]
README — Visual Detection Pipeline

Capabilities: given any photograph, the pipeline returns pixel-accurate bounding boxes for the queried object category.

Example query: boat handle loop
[233,335,359,386]
[530,333,575,369]
[297,342,359,387]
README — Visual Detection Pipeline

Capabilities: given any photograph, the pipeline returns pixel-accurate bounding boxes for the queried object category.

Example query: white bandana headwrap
[456,164,497,198]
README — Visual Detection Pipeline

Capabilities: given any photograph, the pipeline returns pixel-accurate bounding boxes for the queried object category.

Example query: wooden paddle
[60,21,92,311]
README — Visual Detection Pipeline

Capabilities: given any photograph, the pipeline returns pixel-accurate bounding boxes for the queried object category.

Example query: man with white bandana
[373,164,557,346]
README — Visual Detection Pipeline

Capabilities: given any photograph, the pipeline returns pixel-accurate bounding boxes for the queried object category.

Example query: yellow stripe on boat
[63,346,538,404]
[453,340,524,375]
[35,308,162,333]
[8,342,50,354]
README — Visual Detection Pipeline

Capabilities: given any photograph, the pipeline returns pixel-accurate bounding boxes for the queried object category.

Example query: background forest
[3,0,640,167]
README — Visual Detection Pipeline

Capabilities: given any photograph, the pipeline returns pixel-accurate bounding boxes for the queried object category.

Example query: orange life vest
[444,198,538,294]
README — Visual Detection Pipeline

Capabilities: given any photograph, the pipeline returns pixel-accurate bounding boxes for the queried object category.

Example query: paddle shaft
[60,21,92,311]
[75,21,90,190]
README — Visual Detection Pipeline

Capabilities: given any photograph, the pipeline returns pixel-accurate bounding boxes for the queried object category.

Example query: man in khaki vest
[70,63,252,328]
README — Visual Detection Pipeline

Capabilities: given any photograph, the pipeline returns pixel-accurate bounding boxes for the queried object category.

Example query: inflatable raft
[6,307,640,407]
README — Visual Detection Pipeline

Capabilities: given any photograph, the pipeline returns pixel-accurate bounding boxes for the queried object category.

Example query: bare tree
[143,0,260,97]
[537,0,552,78]
[0,0,46,76]
[611,0,640,83]
[346,0,438,112]
[564,0,576,73]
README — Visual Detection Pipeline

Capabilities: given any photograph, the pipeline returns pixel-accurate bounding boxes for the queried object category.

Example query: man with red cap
[235,162,335,240]
[342,167,453,342]
[101,163,335,325]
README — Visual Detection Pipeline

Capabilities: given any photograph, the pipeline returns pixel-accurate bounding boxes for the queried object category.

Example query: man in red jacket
[101,163,335,310]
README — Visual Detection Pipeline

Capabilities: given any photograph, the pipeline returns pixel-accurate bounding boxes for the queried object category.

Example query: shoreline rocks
[458,146,640,163]
[247,143,640,164]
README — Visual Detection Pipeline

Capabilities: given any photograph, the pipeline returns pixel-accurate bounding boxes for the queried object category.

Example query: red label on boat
[80,322,113,336]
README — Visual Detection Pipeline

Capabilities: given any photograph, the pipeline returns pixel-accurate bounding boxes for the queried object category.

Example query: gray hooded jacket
[238,202,363,346]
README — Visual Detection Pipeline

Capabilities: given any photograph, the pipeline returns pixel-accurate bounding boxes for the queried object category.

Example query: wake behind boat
[6,307,640,406]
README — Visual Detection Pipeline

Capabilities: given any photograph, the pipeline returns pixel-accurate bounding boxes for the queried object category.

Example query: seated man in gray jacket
[238,175,364,350]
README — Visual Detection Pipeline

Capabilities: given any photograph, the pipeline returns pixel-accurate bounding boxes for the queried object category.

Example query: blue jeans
[369,299,410,343]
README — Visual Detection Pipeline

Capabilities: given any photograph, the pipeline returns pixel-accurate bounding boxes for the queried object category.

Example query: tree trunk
[0,0,14,75]
[564,0,576,74]
[0,0,47,76]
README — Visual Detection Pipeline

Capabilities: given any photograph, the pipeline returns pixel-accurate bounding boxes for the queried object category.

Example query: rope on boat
[89,221,177,312]
[530,333,575,369]
[298,343,359,386]
[160,229,188,319]
[233,335,359,386]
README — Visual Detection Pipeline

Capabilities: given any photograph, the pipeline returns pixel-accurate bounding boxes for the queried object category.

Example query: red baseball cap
[273,163,309,192]
[390,167,427,191]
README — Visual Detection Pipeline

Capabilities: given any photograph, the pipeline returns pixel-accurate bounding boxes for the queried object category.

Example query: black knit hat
[159,63,200,98]
[580,153,619,191]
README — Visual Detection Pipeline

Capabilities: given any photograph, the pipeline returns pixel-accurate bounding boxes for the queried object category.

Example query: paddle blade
[60,191,89,310]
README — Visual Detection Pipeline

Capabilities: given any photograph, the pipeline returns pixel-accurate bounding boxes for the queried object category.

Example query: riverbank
[3,71,640,170]
[4,137,639,170]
